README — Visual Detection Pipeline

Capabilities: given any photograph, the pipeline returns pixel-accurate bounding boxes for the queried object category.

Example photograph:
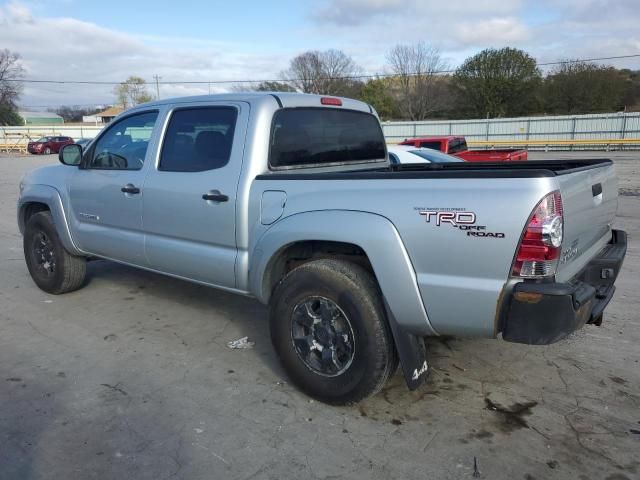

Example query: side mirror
[59,144,82,166]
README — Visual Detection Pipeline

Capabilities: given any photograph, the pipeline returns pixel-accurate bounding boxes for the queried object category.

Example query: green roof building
[18,111,64,125]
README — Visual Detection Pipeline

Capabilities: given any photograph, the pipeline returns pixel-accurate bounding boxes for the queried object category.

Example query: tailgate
[554,162,618,282]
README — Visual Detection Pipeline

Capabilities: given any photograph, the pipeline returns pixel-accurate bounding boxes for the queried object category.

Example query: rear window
[447,138,468,154]
[269,108,386,169]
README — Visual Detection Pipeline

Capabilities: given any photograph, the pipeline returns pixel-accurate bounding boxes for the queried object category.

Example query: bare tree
[0,49,25,125]
[230,80,296,93]
[113,76,153,109]
[282,49,361,96]
[386,43,449,120]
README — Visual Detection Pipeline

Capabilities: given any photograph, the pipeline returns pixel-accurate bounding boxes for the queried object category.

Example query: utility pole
[153,75,161,99]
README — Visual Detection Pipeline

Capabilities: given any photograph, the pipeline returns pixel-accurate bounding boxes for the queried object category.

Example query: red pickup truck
[399,136,527,162]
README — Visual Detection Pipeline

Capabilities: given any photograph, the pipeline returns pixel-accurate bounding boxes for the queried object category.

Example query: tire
[44,147,51,155]
[23,211,87,294]
[269,258,397,405]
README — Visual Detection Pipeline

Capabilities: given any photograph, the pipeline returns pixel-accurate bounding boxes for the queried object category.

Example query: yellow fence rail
[388,138,640,150]
[467,138,640,150]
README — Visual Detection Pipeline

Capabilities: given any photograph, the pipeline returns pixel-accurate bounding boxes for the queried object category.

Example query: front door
[142,103,248,288]
[67,110,159,265]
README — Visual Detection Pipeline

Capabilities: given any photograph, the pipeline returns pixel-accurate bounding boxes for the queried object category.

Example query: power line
[5,53,640,87]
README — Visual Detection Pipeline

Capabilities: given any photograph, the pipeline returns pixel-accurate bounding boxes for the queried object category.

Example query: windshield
[37,137,52,142]
[409,149,465,163]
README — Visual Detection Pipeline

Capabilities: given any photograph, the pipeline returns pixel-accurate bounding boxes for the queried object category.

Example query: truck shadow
[84,259,284,374]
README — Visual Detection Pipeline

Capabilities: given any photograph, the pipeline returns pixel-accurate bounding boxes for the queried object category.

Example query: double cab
[18,93,626,404]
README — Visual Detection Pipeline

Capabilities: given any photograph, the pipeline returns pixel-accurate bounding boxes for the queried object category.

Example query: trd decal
[419,210,476,226]
[417,208,505,239]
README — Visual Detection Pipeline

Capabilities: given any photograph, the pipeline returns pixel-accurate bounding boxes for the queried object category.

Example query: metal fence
[3,112,640,153]
[382,112,640,150]
[1,125,103,152]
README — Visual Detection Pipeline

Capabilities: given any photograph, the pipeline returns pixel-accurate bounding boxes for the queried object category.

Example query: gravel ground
[1,152,638,480]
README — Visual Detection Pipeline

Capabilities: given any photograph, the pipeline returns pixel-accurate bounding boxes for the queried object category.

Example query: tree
[620,69,640,111]
[281,49,362,96]
[386,43,450,120]
[114,76,153,109]
[544,61,627,114]
[254,81,296,92]
[453,47,542,118]
[231,81,296,93]
[0,104,22,125]
[51,105,102,123]
[0,49,25,125]
[359,78,399,120]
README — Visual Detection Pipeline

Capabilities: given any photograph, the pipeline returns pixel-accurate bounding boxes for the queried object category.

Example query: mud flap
[383,299,429,390]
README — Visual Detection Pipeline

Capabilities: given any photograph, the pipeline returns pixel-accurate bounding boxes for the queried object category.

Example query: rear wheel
[24,211,87,294]
[269,259,397,405]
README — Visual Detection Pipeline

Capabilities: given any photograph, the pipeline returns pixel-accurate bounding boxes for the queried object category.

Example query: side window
[159,107,237,172]
[89,111,158,170]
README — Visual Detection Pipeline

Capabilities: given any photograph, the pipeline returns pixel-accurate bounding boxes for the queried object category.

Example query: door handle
[202,191,229,202]
[121,184,141,194]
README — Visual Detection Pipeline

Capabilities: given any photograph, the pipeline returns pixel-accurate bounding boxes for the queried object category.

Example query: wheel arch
[250,210,436,336]
[18,184,83,256]
[262,239,374,305]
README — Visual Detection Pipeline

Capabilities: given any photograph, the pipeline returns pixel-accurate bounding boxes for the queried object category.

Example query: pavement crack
[563,412,619,468]
[100,382,128,396]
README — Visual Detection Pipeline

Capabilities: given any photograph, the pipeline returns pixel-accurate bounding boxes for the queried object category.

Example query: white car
[387,144,464,164]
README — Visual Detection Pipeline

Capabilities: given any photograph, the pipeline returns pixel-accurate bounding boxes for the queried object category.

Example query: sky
[1,0,639,109]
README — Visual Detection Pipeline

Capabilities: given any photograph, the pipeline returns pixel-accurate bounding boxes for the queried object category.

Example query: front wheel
[24,211,87,294]
[43,147,51,155]
[269,259,397,405]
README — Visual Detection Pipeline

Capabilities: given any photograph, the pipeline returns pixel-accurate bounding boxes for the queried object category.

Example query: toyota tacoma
[18,93,626,404]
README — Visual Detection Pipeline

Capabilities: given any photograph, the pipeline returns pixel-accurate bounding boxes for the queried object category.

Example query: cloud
[454,17,531,46]
[313,0,406,26]
[0,2,288,107]
[2,0,640,108]
[309,0,640,70]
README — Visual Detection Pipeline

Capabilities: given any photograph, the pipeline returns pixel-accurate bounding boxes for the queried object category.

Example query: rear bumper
[501,229,627,345]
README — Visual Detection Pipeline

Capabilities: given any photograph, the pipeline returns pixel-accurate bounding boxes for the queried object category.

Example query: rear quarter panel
[249,175,557,337]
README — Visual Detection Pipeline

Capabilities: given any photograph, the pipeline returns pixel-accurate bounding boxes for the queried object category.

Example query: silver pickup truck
[17,93,627,404]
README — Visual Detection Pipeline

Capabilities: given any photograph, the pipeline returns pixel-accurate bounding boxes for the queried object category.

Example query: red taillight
[320,97,342,106]
[511,191,563,278]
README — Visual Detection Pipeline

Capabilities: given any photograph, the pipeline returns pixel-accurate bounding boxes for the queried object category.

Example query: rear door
[142,102,249,288]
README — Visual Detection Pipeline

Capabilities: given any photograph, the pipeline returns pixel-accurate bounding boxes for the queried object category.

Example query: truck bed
[255,157,617,337]
[257,158,613,180]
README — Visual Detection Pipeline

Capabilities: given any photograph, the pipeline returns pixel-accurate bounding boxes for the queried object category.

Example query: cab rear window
[269,108,386,169]
[448,138,468,154]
